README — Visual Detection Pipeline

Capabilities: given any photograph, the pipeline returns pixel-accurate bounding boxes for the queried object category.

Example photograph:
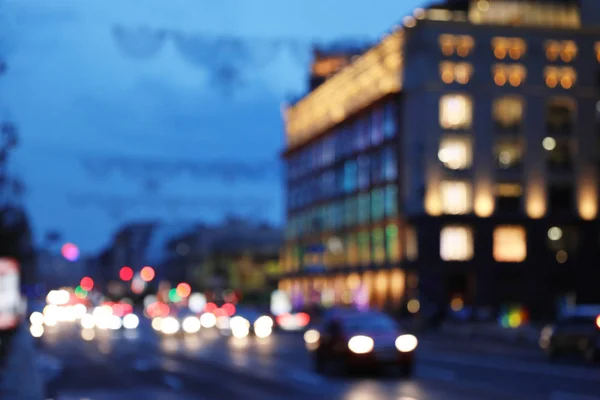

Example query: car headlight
[304,329,320,344]
[255,315,273,329]
[395,334,418,352]
[161,317,180,335]
[123,314,140,330]
[348,335,374,354]
[182,316,201,333]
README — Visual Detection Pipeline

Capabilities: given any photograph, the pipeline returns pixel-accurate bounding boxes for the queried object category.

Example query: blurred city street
[39,321,600,400]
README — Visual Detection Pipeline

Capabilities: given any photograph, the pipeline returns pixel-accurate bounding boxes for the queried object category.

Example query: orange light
[494,73,507,86]
[140,266,155,282]
[494,47,506,60]
[176,283,191,298]
[80,277,94,291]
[596,315,600,329]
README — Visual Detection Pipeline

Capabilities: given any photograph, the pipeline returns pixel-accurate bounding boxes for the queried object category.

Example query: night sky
[1,0,426,252]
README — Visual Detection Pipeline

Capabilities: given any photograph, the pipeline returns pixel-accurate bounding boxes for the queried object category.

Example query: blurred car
[305,310,417,376]
[229,307,274,338]
[540,307,600,361]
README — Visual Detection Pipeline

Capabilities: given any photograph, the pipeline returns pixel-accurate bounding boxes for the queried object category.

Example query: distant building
[280,0,600,320]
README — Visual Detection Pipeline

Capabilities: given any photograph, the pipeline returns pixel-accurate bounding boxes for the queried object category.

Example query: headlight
[255,315,273,329]
[123,314,140,330]
[200,313,217,328]
[540,325,554,339]
[348,335,374,354]
[161,317,180,335]
[395,334,418,352]
[182,316,201,333]
[304,329,320,344]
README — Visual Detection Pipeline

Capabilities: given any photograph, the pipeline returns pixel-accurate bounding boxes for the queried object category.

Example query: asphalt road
[37,320,600,400]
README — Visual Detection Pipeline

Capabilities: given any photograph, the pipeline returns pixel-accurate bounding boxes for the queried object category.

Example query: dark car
[539,309,600,362]
[305,310,417,376]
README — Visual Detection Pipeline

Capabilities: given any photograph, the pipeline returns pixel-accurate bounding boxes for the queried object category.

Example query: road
[37,319,600,400]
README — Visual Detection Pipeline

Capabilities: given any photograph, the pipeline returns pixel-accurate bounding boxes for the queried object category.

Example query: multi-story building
[280,0,600,319]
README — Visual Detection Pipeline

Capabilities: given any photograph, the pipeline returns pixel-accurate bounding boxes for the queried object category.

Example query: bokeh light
[119,266,134,281]
[188,293,206,313]
[74,286,88,299]
[80,277,94,291]
[176,283,191,298]
[168,288,182,303]
[61,243,80,262]
[140,266,155,282]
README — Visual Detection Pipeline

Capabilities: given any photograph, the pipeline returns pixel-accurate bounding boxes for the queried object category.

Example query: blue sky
[1,0,425,253]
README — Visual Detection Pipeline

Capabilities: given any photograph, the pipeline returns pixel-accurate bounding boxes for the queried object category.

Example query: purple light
[61,243,80,262]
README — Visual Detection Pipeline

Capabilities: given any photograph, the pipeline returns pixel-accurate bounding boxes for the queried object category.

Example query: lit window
[358,193,370,224]
[405,226,418,261]
[439,35,474,57]
[495,183,523,213]
[440,181,472,215]
[545,66,577,89]
[384,184,398,217]
[372,228,386,264]
[386,224,400,262]
[457,36,475,57]
[545,41,561,62]
[494,138,523,169]
[358,231,371,265]
[346,234,358,266]
[495,183,523,197]
[492,37,526,60]
[440,226,473,261]
[492,64,526,87]
[595,42,600,63]
[440,94,472,130]
[493,96,524,130]
[560,41,577,62]
[493,226,526,262]
[371,188,385,222]
[439,34,455,56]
[440,62,473,84]
[438,136,472,170]
[440,61,455,84]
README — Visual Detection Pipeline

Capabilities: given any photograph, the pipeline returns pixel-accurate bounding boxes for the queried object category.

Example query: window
[493,226,526,262]
[382,147,397,180]
[344,160,357,193]
[440,94,473,130]
[357,155,370,190]
[346,234,358,266]
[370,108,384,145]
[545,40,577,62]
[546,138,573,171]
[438,136,472,170]
[385,184,398,217]
[546,97,575,134]
[333,202,344,231]
[405,226,418,261]
[441,181,472,215]
[370,152,384,185]
[371,188,385,222]
[386,224,400,262]
[495,183,522,213]
[357,118,369,150]
[383,103,396,138]
[549,185,574,213]
[345,197,358,227]
[492,64,526,87]
[440,226,473,261]
[440,62,473,84]
[372,228,386,264]
[439,34,474,57]
[358,193,370,224]
[358,231,371,265]
[596,42,600,63]
[492,37,527,60]
[494,138,523,170]
[544,67,576,89]
[493,96,524,131]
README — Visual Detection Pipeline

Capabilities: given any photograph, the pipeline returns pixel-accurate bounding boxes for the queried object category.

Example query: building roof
[145,222,199,266]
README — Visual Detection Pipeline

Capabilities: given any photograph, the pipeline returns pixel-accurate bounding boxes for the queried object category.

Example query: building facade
[280,0,600,319]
